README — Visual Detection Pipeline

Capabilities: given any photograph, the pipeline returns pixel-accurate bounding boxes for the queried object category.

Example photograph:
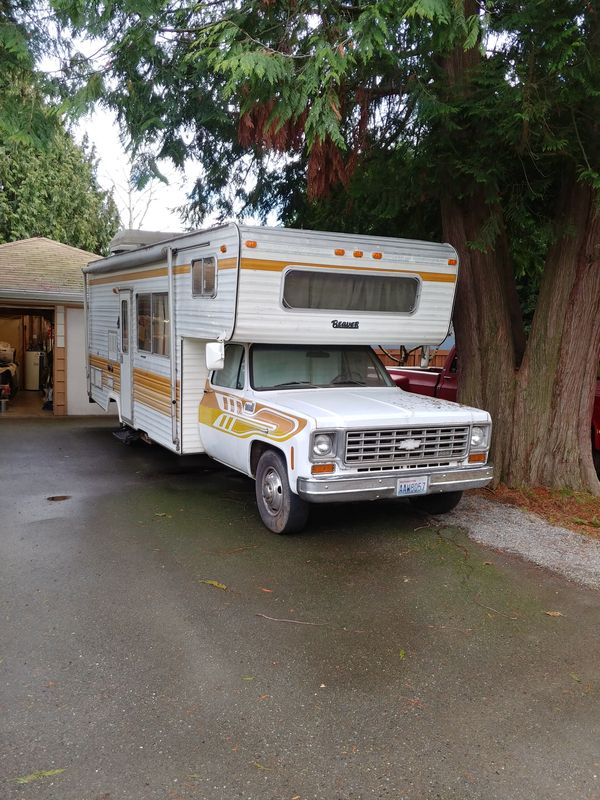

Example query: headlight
[313,433,334,456]
[470,425,489,450]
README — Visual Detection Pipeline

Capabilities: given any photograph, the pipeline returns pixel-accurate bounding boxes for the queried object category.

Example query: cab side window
[212,344,245,390]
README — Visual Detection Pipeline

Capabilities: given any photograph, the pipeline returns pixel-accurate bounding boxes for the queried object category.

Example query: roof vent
[109,229,180,255]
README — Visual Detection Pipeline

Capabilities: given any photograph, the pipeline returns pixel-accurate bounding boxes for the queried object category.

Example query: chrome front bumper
[297,465,493,504]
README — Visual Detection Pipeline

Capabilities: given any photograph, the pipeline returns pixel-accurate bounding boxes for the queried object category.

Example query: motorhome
[83,224,493,533]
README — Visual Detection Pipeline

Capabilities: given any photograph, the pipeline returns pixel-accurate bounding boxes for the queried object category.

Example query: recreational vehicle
[83,224,493,533]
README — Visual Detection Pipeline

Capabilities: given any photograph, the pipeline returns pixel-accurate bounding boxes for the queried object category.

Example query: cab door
[199,344,250,472]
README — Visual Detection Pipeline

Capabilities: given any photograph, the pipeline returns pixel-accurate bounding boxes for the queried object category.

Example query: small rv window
[192,256,217,298]
[282,269,419,313]
[212,344,245,390]
[137,292,170,357]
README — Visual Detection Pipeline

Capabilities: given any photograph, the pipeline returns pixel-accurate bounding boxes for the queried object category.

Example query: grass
[479,484,600,540]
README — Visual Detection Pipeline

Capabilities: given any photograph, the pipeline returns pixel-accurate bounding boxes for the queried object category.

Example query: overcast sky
[74,106,194,233]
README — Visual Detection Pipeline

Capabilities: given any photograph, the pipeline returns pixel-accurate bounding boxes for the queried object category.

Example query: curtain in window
[283,270,418,313]
[152,293,170,356]
[137,294,152,352]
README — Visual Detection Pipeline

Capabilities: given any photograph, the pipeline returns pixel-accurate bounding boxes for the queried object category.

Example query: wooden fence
[374,347,450,368]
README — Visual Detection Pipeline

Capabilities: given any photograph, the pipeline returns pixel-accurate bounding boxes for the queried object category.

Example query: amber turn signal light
[468,453,487,464]
[311,463,335,475]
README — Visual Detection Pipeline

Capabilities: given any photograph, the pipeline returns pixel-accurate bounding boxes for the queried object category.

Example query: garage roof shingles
[0,237,100,296]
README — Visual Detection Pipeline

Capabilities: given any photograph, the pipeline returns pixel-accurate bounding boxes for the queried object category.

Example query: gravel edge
[439,494,600,590]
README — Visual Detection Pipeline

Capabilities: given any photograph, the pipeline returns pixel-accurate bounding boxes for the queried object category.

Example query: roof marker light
[245,240,257,248]
[353,250,363,258]
[448,258,457,266]
[334,248,345,256]
[372,252,383,260]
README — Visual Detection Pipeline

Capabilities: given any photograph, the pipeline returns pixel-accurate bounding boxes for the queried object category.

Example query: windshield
[251,345,394,390]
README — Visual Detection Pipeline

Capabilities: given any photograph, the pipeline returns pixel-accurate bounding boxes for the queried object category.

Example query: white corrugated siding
[87,281,119,410]
[180,337,208,453]
[86,224,458,450]
[173,226,240,341]
[232,227,457,345]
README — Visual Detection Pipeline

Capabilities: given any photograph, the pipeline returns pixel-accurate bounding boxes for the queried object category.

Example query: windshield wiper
[331,379,367,386]
[269,381,316,389]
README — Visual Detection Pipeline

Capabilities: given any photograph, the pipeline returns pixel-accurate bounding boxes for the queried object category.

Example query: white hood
[259,386,491,429]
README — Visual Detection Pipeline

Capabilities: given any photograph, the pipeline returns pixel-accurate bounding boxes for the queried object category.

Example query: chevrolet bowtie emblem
[399,439,422,450]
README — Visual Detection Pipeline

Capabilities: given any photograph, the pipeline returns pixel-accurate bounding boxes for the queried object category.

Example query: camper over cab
[83,224,493,533]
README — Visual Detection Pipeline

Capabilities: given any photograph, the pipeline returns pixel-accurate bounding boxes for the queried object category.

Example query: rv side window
[192,256,217,298]
[212,344,245,390]
[137,292,170,357]
[282,269,419,313]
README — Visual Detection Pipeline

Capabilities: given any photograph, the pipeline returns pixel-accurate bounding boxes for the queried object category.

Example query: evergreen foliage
[0,131,120,253]
[0,1,120,253]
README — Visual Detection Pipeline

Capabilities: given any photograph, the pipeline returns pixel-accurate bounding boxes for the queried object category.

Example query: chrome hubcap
[262,467,283,515]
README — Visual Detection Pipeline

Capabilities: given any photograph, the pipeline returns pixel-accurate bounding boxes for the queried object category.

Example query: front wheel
[409,491,463,514]
[255,450,309,534]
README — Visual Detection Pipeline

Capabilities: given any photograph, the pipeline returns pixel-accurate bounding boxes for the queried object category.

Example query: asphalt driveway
[1,418,600,800]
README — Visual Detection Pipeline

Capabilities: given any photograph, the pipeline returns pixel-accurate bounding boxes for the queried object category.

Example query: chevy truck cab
[203,343,493,533]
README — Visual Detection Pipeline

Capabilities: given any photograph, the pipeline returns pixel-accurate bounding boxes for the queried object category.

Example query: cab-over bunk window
[192,256,217,297]
[137,292,170,357]
[282,269,419,313]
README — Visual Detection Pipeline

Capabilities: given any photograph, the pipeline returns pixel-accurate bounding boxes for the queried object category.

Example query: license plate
[397,476,429,497]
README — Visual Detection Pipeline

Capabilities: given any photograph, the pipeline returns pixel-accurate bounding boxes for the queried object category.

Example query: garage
[0,237,115,417]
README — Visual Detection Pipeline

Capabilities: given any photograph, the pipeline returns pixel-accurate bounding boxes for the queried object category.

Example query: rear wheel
[255,450,309,534]
[409,491,463,514]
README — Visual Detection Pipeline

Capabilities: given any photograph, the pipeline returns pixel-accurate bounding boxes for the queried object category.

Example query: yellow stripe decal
[240,257,456,283]
[89,263,191,286]
[88,257,238,286]
[132,368,178,416]
[199,389,307,442]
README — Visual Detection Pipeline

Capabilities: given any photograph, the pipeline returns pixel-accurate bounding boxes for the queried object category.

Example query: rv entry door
[119,290,133,423]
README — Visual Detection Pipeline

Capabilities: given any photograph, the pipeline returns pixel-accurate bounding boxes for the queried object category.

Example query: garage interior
[0,307,55,417]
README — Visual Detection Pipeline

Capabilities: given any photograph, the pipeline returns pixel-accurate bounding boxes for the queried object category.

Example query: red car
[387,347,600,471]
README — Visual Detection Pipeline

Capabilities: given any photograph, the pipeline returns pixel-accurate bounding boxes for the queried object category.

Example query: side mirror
[206,341,225,371]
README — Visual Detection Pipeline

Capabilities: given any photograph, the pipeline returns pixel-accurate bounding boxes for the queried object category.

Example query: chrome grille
[345,426,469,467]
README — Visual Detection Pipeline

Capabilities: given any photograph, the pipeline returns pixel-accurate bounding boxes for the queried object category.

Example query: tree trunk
[441,194,519,482]
[508,177,600,493]
[439,3,600,494]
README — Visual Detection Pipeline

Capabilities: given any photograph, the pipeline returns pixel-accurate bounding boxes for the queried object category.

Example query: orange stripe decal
[240,258,456,283]
[89,263,191,285]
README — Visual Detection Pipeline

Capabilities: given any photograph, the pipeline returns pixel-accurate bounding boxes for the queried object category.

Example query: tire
[255,450,309,534]
[409,490,463,514]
